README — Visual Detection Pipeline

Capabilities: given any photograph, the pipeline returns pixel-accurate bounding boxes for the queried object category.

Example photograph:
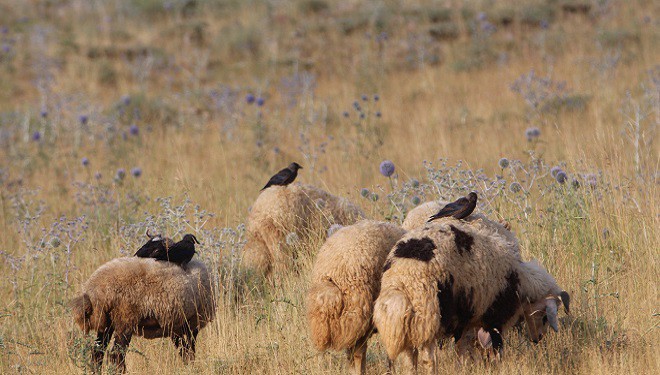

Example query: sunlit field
[0,0,658,374]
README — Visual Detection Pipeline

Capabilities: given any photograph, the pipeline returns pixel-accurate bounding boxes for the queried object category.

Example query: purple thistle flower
[375,111,382,118]
[246,94,255,104]
[82,157,89,167]
[550,166,563,178]
[360,113,365,119]
[411,196,421,205]
[361,94,368,101]
[584,173,597,188]
[498,158,510,169]
[79,115,88,125]
[115,168,126,181]
[353,101,361,111]
[410,178,420,188]
[121,95,131,106]
[40,109,48,118]
[374,94,379,101]
[509,182,522,193]
[94,172,102,180]
[129,124,139,136]
[555,171,567,184]
[342,111,349,118]
[525,127,541,141]
[131,167,142,177]
[256,97,265,106]
[379,160,395,177]
[31,131,41,141]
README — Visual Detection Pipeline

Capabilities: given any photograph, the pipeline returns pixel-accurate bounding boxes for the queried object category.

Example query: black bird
[261,162,302,191]
[427,192,478,222]
[134,229,174,258]
[152,234,200,266]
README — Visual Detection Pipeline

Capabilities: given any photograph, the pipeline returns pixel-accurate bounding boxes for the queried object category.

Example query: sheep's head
[522,291,570,343]
[71,293,113,334]
[70,294,93,333]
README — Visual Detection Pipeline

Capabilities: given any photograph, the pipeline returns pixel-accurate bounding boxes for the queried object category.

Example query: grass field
[0,0,658,374]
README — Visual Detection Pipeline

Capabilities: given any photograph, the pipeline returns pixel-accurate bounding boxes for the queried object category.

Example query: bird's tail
[373,289,413,360]
[307,277,344,351]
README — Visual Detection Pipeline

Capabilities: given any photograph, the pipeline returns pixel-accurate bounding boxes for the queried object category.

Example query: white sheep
[242,183,365,278]
[403,200,519,253]
[71,257,215,373]
[307,220,406,375]
[373,218,569,373]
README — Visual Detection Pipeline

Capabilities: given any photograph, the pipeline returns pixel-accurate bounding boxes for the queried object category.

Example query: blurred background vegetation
[0,0,657,374]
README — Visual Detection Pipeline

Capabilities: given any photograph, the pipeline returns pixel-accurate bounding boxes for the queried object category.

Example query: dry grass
[0,0,658,374]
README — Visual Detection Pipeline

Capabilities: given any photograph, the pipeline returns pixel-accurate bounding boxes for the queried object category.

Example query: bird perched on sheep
[153,234,200,266]
[242,183,365,278]
[307,220,406,375]
[261,162,302,190]
[70,257,215,373]
[373,219,569,373]
[427,192,478,222]
[134,229,174,258]
[135,231,200,267]
[403,200,518,253]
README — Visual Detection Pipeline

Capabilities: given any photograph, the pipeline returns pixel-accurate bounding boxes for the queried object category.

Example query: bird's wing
[134,239,166,258]
[262,169,292,190]
[428,202,460,220]
[282,169,298,185]
[151,240,174,259]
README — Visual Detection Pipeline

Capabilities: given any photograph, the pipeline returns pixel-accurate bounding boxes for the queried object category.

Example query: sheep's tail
[373,289,412,360]
[70,293,93,332]
[307,277,344,351]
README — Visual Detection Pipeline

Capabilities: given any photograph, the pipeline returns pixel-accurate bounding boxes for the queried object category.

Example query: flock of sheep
[71,168,570,374]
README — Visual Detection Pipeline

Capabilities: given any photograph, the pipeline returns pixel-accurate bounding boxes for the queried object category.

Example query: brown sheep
[71,257,215,373]
[307,220,406,375]
[242,183,365,278]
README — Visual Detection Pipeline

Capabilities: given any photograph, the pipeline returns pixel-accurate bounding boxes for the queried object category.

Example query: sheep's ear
[477,328,492,349]
[545,299,559,332]
[559,291,570,314]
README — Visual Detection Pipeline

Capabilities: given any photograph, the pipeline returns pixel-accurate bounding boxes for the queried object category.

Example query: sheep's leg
[420,342,438,375]
[346,334,369,375]
[172,327,199,364]
[401,348,418,374]
[92,327,113,373]
[386,358,395,375]
[109,331,132,373]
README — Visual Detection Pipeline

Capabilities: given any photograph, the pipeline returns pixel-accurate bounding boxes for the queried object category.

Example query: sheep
[373,218,569,373]
[402,200,519,252]
[307,220,407,375]
[242,183,365,278]
[70,257,215,373]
